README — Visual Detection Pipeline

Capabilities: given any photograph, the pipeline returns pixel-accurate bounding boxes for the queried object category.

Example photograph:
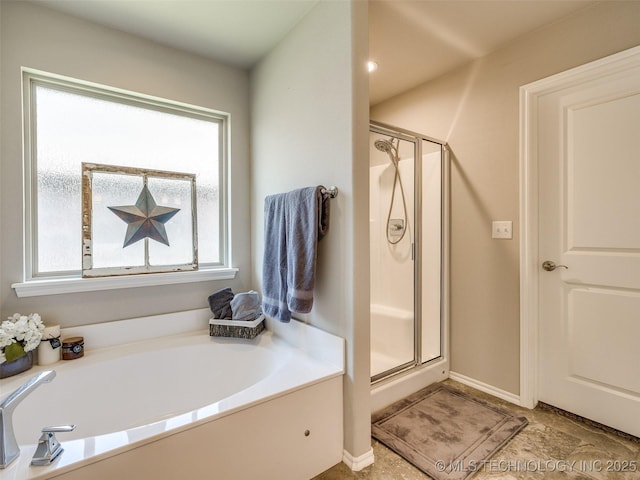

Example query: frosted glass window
[25,72,228,279]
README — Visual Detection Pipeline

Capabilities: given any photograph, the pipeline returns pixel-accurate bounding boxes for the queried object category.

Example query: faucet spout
[0,370,56,469]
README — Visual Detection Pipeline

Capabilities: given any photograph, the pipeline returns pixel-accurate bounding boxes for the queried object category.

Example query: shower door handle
[542,260,568,271]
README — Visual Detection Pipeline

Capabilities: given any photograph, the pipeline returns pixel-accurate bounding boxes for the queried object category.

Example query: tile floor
[313,380,640,480]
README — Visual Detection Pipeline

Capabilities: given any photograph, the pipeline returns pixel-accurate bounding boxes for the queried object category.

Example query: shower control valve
[388,219,405,237]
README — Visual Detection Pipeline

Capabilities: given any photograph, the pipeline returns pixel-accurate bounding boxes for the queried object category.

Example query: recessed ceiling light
[367,61,378,73]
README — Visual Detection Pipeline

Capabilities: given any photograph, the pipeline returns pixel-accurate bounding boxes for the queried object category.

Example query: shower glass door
[370,122,445,383]
[369,130,416,380]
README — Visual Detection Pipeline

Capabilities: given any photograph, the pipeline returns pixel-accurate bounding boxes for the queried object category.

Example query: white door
[534,48,640,437]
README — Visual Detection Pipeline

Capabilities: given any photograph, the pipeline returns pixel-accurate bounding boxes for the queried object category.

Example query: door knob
[542,260,568,271]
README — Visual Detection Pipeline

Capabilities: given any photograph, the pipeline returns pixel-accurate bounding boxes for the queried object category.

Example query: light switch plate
[492,221,512,239]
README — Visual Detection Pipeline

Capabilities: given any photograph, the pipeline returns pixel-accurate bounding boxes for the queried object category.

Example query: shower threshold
[371,356,448,412]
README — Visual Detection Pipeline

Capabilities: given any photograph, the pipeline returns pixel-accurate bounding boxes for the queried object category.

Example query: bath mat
[371,383,528,480]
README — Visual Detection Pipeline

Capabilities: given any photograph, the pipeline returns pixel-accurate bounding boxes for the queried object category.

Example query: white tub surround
[0,309,344,480]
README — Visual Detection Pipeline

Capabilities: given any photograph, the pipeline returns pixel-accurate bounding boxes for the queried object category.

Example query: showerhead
[374,138,394,154]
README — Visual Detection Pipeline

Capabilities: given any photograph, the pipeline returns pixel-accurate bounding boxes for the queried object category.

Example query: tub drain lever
[31,424,76,466]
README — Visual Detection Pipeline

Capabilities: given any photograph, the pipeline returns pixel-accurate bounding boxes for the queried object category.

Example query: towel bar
[321,186,338,199]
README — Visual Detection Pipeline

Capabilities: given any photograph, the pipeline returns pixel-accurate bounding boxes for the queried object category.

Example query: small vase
[0,350,34,379]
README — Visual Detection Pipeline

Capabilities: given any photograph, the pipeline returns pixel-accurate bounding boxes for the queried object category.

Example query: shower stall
[369,121,449,411]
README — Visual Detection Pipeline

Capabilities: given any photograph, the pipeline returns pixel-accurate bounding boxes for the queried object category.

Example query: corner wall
[371,1,640,395]
[0,1,251,324]
[250,0,371,463]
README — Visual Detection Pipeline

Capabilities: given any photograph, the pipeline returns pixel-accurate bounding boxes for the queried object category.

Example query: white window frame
[12,68,237,297]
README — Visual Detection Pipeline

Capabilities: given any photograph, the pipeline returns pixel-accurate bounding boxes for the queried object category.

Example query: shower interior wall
[369,137,415,377]
[369,138,414,315]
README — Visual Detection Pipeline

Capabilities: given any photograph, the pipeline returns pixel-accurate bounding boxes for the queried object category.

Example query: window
[17,69,233,294]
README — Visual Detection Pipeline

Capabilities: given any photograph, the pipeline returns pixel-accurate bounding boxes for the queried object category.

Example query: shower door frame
[369,120,449,384]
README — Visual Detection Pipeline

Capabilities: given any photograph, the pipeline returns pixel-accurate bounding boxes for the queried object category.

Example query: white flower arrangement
[0,313,45,364]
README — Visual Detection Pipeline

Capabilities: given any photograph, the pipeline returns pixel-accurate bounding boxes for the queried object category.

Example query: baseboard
[449,371,521,406]
[342,447,375,471]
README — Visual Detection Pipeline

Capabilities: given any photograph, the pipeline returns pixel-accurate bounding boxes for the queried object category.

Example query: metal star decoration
[108,185,180,247]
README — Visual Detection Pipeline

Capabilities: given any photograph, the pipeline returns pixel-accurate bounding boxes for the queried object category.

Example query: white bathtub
[0,309,344,480]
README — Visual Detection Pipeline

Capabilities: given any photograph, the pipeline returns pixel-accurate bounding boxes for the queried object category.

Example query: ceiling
[32,0,600,105]
[32,0,320,68]
[368,0,598,104]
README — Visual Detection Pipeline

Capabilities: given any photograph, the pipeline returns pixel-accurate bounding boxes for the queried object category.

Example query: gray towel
[262,186,330,322]
[230,291,262,321]
[208,287,234,319]
[262,193,290,321]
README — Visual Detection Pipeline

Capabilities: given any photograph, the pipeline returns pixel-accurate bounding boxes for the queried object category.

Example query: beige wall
[250,0,371,459]
[371,1,640,395]
[0,2,251,324]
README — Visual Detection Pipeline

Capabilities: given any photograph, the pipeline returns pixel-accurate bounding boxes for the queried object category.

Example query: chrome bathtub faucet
[0,370,56,469]
[31,424,76,466]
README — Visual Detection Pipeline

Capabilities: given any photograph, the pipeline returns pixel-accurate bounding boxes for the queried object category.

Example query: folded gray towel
[230,291,262,321]
[208,287,234,319]
[262,186,330,322]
